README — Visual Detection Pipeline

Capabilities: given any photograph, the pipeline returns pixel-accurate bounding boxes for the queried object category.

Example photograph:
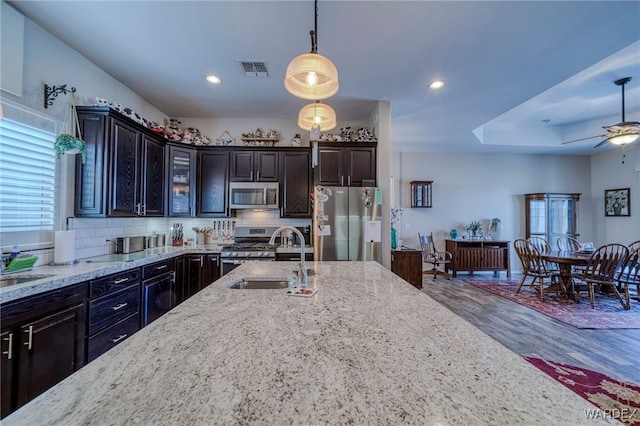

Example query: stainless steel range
[220,226,279,275]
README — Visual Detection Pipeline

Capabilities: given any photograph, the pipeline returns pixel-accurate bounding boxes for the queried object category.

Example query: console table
[391,249,423,289]
[445,240,511,278]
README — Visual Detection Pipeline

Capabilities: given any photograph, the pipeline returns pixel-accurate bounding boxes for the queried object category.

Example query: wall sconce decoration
[44,83,76,109]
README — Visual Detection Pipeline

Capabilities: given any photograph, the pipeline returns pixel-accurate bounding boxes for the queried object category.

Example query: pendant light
[298,101,336,131]
[284,0,339,100]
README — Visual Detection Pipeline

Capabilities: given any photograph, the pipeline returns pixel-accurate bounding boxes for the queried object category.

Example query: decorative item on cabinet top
[149,118,212,145]
[216,130,235,146]
[316,126,378,143]
[241,128,279,146]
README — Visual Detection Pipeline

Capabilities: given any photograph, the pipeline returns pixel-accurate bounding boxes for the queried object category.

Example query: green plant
[54,133,86,163]
[490,218,501,232]
[467,220,482,232]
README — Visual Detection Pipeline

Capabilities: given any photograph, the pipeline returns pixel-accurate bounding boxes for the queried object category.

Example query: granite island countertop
[3,261,607,425]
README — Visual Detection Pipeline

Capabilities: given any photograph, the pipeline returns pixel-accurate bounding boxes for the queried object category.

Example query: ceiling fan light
[298,101,336,131]
[608,133,640,145]
[285,53,339,100]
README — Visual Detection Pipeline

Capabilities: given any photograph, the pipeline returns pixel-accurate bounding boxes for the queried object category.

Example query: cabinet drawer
[90,269,141,298]
[87,313,140,362]
[142,258,175,280]
[88,284,139,335]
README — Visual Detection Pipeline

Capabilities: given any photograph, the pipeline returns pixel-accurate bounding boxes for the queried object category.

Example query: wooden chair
[571,243,629,309]
[527,236,558,273]
[514,239,564,301]
[628,240,640,252]
[556,236,581,251]
[418,233,452,280]
[617,247,640,304]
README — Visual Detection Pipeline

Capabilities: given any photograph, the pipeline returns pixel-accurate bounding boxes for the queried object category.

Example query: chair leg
[538,277,544,302]
[610,284,630,310]
[588,284,596,309]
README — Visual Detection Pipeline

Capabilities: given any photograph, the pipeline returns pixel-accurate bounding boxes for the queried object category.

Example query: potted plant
[54,133,86,163]
[489,218,501,238]
[467,220,482,238]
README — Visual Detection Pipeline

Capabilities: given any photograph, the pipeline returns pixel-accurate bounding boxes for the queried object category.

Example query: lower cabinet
[141,258,176,327]
[1,283,87,419]
[185,254,220,298]
[87,269,141,362]
[391,249,423,289]
[445,240,511,277]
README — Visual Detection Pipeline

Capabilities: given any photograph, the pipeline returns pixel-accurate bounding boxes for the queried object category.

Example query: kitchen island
[4,261,604,425]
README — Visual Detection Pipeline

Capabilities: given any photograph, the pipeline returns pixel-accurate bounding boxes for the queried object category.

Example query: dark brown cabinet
[315,142,376,186]
[87,269,140,362]
[525,193,580,249]
[446,240,511,278]
[230,149,278,182]
[167,145,196,217]
[173,255,187,305]
[391,249,423,289]
[280,149,312,217]
[75,107,165,217]
[1,283,87,419]
[185,254,220,299]
[141,258,176,327]
[197,150,229,216]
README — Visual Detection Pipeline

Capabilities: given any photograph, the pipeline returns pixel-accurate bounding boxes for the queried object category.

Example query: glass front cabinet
[525,193,580,248]
[168,145,196,216]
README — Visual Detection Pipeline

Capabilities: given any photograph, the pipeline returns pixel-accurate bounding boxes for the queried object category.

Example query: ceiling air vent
[240,61,269,77]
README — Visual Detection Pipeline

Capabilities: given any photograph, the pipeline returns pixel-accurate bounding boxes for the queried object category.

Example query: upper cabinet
[525,193,581,248]
[75,107,165,217]
[280,149,312,218]
[197,150,229,217]
[167,144,196,217]
[315,142,376,186]
[230,149,278,182]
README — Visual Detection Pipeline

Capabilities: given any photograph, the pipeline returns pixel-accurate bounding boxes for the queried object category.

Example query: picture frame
[604,188,630,217]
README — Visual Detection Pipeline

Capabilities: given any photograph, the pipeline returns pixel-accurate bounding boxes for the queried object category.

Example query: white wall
[391,151,594,272]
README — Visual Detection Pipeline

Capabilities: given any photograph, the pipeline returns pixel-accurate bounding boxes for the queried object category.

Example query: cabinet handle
[348,176,351,186]
[135,203,141,215]
[111,303,128,311]
[257,171,260,181]
[23,326,33,351]
[250,171,254,181]
[113,277,129,284]
[155,265,168,270]
[2,333,13,360]
[142,204,146,216]
[110,334,128,344]
[341,176,344,186]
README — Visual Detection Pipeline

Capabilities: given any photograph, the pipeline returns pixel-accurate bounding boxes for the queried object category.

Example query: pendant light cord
[309,0,318,53]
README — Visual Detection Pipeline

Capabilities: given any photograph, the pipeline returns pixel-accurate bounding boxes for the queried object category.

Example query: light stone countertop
[3,261,608,425]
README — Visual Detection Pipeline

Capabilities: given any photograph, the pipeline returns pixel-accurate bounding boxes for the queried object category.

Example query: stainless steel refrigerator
[313,186,383,262]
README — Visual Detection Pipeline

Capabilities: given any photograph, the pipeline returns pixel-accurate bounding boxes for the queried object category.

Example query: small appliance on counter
[115,236,145,254]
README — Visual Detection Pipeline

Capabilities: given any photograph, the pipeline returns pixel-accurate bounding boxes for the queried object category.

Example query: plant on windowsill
[54,133,86,163]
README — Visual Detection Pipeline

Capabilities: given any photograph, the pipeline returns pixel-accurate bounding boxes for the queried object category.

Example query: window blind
[0,104,57,233]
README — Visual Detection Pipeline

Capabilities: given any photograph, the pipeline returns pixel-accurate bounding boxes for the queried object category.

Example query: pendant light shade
[608,132,640,146]
[284,0,339,100]
[298,101,336,131]
[285,53,339,100]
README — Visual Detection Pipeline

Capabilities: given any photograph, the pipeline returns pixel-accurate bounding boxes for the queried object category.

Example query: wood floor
[420,272,640,385]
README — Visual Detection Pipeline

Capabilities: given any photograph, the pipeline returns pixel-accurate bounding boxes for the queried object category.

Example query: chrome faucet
[269,226,307,285]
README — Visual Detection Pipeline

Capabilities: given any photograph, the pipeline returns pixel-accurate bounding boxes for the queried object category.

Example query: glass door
[168,145,195,216]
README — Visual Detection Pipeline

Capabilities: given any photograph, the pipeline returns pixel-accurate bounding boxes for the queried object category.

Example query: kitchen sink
[229,277,295,290]
[0,274,56,288]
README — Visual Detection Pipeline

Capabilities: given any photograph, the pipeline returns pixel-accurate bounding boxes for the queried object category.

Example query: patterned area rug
[464,279,640,329]
[526,357,640,425]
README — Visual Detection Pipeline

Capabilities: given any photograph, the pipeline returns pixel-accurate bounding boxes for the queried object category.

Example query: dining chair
[418,233,452,280]
[514,239,564,301]
[556,236,581,251]
[617,247,640,304]
[527,236,558,273]
[628,240,640,252]
[571,243,629,309]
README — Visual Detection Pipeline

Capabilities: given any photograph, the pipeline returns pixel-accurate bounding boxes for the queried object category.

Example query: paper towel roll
[54,230,76,264]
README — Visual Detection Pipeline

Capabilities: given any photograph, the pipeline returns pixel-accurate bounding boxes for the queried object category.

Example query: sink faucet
[269,226,307,285]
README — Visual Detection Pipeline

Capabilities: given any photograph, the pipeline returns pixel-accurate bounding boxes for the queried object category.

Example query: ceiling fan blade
[561,134,606,145]
[593,139,609,149]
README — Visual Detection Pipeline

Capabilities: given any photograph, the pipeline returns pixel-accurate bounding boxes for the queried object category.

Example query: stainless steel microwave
[229,182,279,210]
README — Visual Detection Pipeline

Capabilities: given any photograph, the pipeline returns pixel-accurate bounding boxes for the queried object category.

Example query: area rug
[464,279,640,329]
[525,357,640,425]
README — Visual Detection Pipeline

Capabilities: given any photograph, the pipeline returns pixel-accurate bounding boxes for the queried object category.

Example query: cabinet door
[316,147,344,185]
[391,250,423,289]
[280,150,311,217]
[346,146,376,186]
[141,135,165,216]
[16,303,85,407]
[168,146,195,217]
[75,112,107,216]
[1,330,14,418]
[204,255,220,285]
[174,256,186,306]
[141,273,174,327]
[186,255,205,298]
[230,151,254,181]
[197,151,229,216]
[109,119,141,216]
[255,151,279,181]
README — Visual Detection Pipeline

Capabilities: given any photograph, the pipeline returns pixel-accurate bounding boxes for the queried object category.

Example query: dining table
[539,249,592,301]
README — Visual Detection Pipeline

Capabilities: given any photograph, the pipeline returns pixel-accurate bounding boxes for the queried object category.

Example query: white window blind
[0,100,58,235]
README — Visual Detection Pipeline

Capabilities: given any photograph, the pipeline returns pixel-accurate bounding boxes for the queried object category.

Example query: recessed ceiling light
[428,80,445,90]
[206,75,222,84]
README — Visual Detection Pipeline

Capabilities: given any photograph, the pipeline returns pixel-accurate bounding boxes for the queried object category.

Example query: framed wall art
[604,188,630,217]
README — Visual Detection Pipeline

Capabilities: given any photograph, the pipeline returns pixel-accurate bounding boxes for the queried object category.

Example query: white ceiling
[8,0,640,155]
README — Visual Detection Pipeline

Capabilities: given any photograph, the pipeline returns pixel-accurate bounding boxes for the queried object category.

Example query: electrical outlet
[405,223,411,230]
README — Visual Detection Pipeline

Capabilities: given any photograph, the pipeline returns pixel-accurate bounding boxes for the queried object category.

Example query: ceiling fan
[562,77,640,148]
